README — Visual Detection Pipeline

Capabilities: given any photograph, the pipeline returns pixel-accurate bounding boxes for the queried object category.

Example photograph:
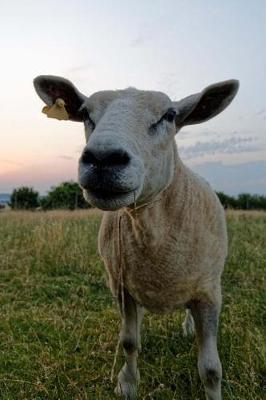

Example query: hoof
[114,367,139,399]
[114,381,137,399]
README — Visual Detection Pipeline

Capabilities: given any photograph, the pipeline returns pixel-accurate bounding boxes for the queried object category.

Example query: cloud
[157,73,181,98]
[0,160,77,194]
[66,63,93,74]
[0,159,23,166]
[58,155,75,161]
[129,15,165,48]
[190,160,266,195]
[130,35,146,47]
[179,128,246,140]
[179,136,259,159]
[255,108,266,116]
[129,19,153,48]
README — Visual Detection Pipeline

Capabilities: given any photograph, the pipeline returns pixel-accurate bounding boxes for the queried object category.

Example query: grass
[0,209,265,399]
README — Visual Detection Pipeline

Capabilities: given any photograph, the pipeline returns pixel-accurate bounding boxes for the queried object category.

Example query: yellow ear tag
[42,98,69,120]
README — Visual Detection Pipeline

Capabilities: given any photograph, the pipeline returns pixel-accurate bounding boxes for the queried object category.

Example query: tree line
[216,191,266,210]
[7,183,266,210]
[9,182,90,210]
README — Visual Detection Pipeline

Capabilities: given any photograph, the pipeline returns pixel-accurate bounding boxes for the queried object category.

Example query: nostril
[104,150,130,167]
[81,150,98,165]
[81,148,130,168]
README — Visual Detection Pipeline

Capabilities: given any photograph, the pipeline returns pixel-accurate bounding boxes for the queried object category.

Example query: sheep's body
[99,154,227,315]
[34,75,239,400]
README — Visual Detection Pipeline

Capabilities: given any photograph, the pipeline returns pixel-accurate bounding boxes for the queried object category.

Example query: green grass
[0,210,265,399]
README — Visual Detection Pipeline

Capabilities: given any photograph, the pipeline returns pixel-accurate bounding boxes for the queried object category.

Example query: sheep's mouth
[83,187,140,210]
[88,188,137,201]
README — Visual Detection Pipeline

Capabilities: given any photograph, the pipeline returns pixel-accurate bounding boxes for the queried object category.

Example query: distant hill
[0,193,10,205]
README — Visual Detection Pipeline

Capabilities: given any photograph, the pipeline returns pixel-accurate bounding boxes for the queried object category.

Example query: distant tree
[237,193,253,210]
[10,187,39,210]
[255,195,266,210]
[237,193,266,210]
[216,191,238,209]
[40,181,90,210]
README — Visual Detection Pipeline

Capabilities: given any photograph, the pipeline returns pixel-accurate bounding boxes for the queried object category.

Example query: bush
[216,192,238,209]
[40,181,90,210]
[10,187,39,210]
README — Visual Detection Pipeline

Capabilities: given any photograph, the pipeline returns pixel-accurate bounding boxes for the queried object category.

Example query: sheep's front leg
[190,300,222,400]
[115,289,144,399]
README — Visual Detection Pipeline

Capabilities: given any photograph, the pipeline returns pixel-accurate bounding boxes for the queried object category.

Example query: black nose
[81,148,130,168]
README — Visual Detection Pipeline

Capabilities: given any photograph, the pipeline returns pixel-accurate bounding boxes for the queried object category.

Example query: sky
[0,0,266,195]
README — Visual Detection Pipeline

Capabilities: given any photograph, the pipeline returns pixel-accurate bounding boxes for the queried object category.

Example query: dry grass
[226,209,266,218]
[0,210,265,399]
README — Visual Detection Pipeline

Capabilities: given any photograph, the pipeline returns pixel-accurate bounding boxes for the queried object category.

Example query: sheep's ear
[174,80,239,127]
[33,75,86,122]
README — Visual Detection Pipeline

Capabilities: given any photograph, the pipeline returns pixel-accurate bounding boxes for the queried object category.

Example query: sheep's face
[78,89,178,210]
[34,76,239,211]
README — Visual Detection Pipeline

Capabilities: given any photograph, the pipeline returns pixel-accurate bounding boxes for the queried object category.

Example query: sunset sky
[1,0,265,195]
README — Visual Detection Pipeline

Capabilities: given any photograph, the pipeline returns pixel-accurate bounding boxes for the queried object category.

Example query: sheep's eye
[149,108,177,133]
[163,108,176,123]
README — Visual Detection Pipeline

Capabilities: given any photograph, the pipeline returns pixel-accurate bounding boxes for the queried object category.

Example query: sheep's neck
[121,156,188,247]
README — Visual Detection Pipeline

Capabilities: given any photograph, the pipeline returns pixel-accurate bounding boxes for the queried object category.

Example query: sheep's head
[34,76,239,211]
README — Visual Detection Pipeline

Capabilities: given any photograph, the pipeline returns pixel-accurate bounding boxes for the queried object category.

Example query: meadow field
[0,210,265,399]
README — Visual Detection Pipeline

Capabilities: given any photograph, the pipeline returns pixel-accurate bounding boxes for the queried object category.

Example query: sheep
[34,75,239,400]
